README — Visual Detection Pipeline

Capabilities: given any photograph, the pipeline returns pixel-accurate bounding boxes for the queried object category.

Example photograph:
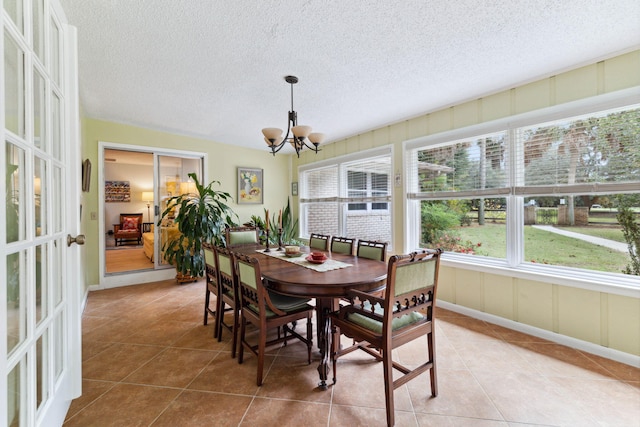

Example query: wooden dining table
[233,244,387,389]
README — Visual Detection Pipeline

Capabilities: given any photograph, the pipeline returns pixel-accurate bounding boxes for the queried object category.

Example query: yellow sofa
[142,224,181,263]
[142,225,154,261]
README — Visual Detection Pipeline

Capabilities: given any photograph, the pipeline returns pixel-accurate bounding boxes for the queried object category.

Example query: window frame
[403,89,640,295]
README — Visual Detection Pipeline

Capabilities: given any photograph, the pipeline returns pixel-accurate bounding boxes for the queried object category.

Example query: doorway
[99,143,205,287]
[103,149,154,274]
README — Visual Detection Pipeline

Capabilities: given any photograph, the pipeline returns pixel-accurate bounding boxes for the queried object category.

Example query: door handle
[67,234,86,247]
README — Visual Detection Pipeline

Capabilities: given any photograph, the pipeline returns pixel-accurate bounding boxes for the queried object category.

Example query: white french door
[2,1,81,426]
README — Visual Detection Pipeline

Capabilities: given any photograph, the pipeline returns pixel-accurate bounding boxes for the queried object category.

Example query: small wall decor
[105,180,131,202]
[82,159,92,192]
[237,167,263,204]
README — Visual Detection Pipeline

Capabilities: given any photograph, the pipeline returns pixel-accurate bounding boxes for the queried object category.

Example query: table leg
[315,298,339,390]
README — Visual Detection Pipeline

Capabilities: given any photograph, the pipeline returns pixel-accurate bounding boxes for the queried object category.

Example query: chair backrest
[215,246,237,299]
[119,213,143,231]
[383,249,442,329]
[330,236,355,255]
[309,233,330,251]
[226,226,259,247]
[234,252,285,317]
[357,240,388,262]
[203,243,218,288]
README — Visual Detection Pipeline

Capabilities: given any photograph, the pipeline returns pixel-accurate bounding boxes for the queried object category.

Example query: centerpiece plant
[160,172,237,282]
[245,198,302,246]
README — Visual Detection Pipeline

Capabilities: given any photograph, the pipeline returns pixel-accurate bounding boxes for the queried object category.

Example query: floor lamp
[142,192,154,222]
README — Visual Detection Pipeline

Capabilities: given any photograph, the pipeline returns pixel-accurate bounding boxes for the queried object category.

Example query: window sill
[441,253,640,298]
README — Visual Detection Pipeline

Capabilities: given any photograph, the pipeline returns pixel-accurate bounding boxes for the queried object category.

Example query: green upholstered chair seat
[346,302,424,334]
[247,292,312,318]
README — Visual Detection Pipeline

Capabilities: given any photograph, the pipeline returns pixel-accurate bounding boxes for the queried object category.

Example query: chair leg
[256,325,267,386]
[382,349,395,427]
[204,289,210,326]
[238,316,246,364]
[306,315,312,364]
[230,304,239,358]
[428,331,438,396]
[215,296,224,342]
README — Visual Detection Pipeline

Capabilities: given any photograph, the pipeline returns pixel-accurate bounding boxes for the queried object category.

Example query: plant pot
[175,271,198,284]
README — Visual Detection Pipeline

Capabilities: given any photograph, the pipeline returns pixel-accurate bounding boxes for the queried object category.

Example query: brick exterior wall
[346,213,392,242]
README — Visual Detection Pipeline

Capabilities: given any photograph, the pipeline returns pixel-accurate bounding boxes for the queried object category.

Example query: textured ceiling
[59,0,640,154]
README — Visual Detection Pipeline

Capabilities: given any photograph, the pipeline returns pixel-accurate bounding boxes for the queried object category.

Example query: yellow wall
[292,50,640,357]
[80,118,291,287]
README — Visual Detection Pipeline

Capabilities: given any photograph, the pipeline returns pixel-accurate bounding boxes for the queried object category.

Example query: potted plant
[159,172,237,283]
[244,198,302,246]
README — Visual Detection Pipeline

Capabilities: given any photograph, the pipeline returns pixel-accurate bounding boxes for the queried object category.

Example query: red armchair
[113,213,143,246]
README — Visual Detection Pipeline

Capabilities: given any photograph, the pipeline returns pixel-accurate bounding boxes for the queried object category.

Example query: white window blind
[299,148,392,242]
[515,105,640,196]
[407,131,509,200]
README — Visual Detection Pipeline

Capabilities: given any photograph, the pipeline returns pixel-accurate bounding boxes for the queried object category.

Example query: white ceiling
[60,0,639,154]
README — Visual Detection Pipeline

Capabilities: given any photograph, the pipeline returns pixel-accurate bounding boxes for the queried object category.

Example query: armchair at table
[113,213,143,246]
[330,248,442,427]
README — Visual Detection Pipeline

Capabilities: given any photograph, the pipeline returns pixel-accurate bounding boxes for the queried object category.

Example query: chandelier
[262,75,325,157]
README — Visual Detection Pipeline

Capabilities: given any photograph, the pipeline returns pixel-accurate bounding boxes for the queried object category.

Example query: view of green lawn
[454,224,630,273]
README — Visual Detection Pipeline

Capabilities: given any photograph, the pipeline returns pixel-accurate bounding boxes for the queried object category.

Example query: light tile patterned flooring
[65,279,640,426]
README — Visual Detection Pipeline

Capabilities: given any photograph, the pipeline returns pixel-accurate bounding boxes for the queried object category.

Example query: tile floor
[65,278,640,426]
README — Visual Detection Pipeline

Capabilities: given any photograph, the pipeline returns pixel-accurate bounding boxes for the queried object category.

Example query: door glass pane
[32,0,44,61]
[50,17,60,87]
[36,334,48,410]
[6,142,25,243]
[51,92,61,160]
[7,360,22,427]
[3,0,23,33]
[35,157,47,236]
[53,166,62,232]
[53,238,63,306]
[157,155,202,267]
[35,244,47,325]
[54,313,64,380]
[4,31,25,138]
[7,250,27,355]
[33,69,46,150]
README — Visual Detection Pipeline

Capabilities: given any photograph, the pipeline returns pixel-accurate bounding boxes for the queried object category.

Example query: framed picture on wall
[237,167,263,204]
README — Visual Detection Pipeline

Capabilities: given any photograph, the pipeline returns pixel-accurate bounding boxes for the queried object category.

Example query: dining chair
[330,236,355,255]
[203,243,220,337]
[330,248,442,427]
[214,246,241,357]
[309,233,330,251]
[356,239,388,261]
[225,226,259,248]
[235,252,314,386]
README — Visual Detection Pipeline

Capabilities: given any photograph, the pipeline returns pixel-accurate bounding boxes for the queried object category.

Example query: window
[406,101,640,281]
[300,148,392,244]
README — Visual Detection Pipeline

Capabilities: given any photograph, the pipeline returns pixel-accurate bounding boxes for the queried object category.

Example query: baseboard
[438,301,640,368]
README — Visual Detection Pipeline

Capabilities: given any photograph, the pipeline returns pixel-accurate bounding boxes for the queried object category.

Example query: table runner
[257,249,352,272]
